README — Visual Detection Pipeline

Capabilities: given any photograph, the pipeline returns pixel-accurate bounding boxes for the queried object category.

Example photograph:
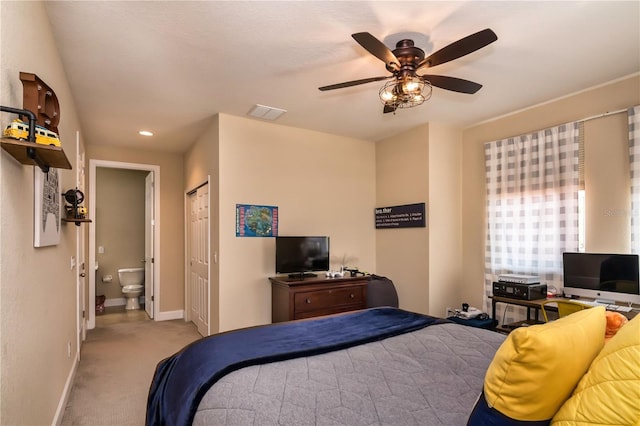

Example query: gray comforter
[193,322,505,425]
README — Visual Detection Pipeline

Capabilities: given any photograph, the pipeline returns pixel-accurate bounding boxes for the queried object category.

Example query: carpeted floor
[61,309,201,425]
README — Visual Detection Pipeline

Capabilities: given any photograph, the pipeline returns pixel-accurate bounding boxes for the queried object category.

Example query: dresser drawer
[270,276,368,323]
[294,286,364,315]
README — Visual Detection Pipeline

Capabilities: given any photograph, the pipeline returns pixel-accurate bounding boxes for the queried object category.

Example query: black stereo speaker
[493,281,547,300]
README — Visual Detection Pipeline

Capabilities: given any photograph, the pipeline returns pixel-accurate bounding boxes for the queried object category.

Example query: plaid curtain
[629,106,640,254]
[484,122,580,324]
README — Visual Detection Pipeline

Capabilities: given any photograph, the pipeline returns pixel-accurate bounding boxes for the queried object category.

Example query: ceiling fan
[319,28,497,114]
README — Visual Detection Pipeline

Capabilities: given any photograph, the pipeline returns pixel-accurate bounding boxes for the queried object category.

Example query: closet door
[188,184,209,336]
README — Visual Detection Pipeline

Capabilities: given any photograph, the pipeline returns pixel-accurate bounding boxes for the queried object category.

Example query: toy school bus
[3,119,61,147]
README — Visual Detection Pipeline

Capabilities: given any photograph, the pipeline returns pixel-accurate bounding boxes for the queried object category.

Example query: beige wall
[185,113,376,333]
[0,2,85,424]
[375,125,429,314]
[427,123,463,316]
[184,115,220,332]
[86,146,185,313]
[375,123,463,317]
[584,113,631,252]
[95,168,147,301]
[462,75,640,309]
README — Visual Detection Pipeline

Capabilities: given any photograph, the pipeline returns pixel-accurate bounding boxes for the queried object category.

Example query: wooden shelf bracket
[0,105,71,172]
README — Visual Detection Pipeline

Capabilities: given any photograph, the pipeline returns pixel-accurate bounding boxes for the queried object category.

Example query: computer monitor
[562,252,640,305]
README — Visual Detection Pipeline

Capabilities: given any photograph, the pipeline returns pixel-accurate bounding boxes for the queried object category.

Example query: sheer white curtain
[629,106,640,254]
[484,122,580,324]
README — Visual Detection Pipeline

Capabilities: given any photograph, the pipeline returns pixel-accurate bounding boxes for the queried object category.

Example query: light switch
[98,246,105,254]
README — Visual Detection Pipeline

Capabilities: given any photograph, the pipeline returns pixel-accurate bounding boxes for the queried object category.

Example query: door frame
[88,159,161,329]
[144,172,155,319]
[75,131,87,357]
[185,177,210,336]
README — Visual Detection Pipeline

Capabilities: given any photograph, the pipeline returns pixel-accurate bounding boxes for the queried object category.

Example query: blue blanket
[146,307,442,426]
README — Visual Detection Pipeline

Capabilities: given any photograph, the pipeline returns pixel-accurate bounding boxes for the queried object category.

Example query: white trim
[184,177,211,336]
[155,310,184,321]
[578,108,626,123]
[184,192,190,324]
[88,159,161,329]
[207,178,211,337]
[51,354,78,426]
[467,72,640,129]
[75,130,86,361]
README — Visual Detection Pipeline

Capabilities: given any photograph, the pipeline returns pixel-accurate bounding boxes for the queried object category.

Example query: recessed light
[138,130,154,137]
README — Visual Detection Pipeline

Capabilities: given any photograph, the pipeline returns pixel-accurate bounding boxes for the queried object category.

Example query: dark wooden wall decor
[19,72,60,133]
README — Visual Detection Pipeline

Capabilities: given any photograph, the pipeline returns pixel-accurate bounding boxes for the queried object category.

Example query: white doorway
[88,160,160,329]
[75,131,87,357]
[145,172,155,319]
[186,181,210,336]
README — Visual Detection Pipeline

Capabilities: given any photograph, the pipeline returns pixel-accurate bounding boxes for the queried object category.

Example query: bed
[146,307,505,426]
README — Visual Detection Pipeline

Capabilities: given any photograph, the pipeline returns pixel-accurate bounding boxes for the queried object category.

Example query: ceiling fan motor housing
[388,39,425,74]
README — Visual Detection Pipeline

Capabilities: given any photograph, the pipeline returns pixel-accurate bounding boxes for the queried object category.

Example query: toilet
[117,268,144,310]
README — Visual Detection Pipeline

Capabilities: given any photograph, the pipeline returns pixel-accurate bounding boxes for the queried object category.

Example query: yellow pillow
[551,312,640,426]
[484,306,606,421]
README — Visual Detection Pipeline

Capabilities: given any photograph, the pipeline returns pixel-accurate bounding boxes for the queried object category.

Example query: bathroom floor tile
[96,305,149,327]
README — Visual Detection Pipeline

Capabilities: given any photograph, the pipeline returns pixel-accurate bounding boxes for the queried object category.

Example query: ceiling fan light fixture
[379,83,397,103]
[401,77,422,94]
[379,77,432,110]
[321,29,496,113]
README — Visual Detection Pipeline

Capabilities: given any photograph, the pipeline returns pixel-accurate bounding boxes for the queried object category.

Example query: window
[484,122,580,322]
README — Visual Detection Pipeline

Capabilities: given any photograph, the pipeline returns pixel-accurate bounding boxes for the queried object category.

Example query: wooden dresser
[270,275,368,323]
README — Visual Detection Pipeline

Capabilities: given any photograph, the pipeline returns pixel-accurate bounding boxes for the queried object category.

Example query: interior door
[145,172,154,318]
[188,184,209,336]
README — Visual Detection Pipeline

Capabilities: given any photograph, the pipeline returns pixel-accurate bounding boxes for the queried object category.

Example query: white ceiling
[43,1,640,153]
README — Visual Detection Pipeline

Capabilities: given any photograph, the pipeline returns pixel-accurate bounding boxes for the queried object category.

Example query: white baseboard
[155,310,184,321]
[52,352,79,425]
[104,297,126,307]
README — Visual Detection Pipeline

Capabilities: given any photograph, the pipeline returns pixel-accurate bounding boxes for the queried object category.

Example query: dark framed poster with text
[375,203,426,229]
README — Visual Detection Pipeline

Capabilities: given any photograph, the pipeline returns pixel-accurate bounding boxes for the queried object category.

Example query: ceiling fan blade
[319,76,390,91]
[417,28,497,70]
[352,32,400,71]
[383,104,397,114]
[421,75,483,94]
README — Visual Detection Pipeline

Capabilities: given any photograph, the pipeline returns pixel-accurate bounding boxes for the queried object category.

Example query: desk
[490,296,548,332]
[491,295,638,333]
[491,295,547,322]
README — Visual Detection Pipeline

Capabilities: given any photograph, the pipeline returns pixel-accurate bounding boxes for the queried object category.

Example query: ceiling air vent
[248,104,287,121]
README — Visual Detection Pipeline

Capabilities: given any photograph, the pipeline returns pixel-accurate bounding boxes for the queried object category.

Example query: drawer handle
[350,293,355,299]
[305,298,311,304]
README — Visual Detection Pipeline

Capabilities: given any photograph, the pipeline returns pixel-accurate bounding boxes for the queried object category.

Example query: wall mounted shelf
[62,217,92,226]
[1,137,72,172]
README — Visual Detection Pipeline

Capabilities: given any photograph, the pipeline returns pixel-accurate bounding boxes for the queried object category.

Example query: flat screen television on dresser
[275,236,330,278]
[562,252,640,305]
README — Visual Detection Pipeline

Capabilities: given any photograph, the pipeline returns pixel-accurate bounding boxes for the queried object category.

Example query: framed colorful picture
[236,204,278,237]
[34,168,61,247]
